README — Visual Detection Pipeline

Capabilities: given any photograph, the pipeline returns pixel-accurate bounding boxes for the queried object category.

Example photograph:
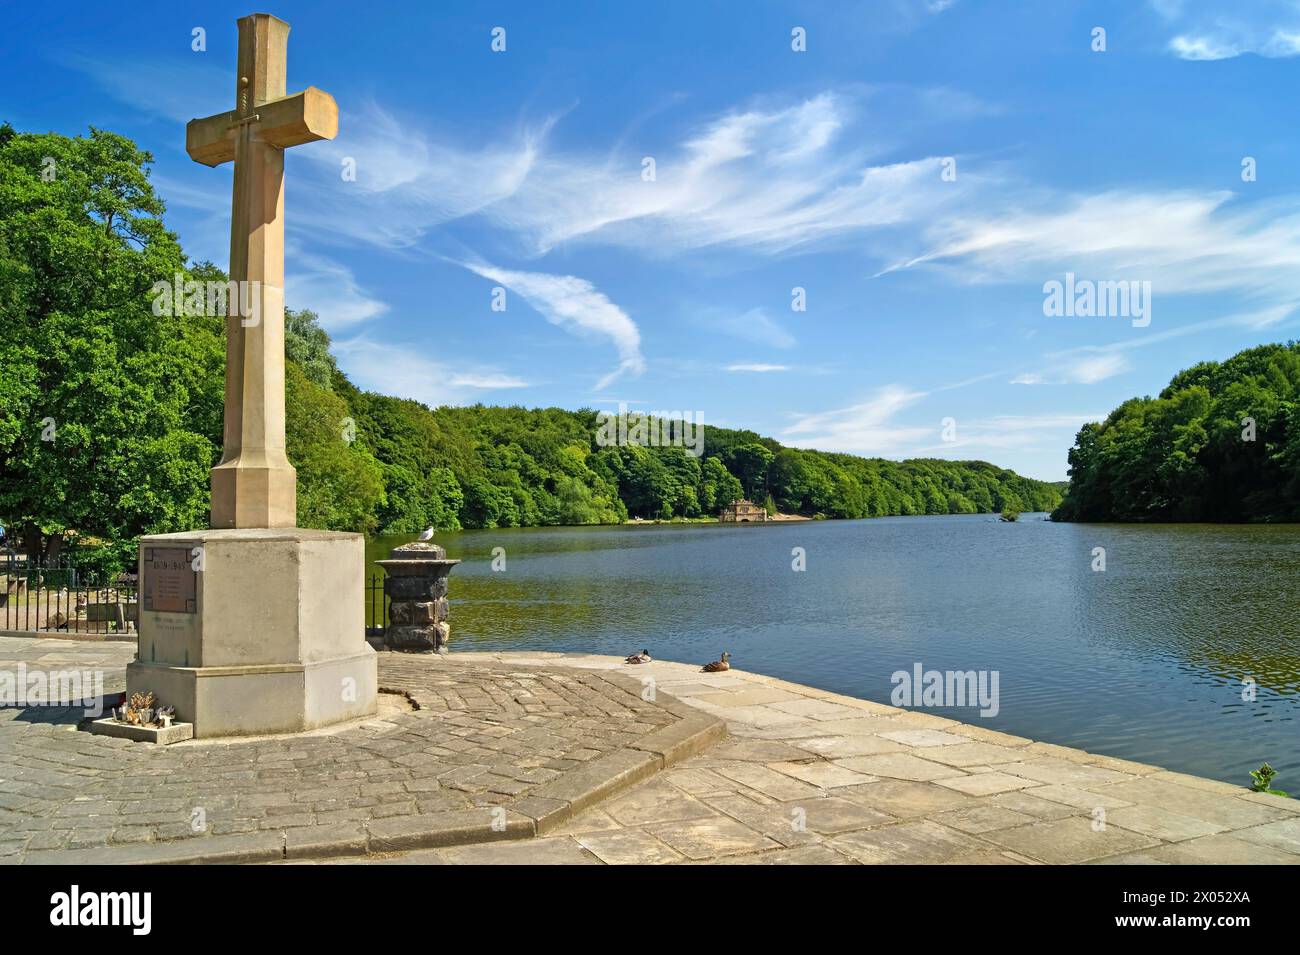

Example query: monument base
[129,528,378,738]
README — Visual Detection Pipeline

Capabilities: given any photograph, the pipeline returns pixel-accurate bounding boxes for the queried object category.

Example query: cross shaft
[185,13,338,529]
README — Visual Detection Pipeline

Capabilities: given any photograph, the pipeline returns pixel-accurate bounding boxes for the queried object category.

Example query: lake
[366,515,1300,788]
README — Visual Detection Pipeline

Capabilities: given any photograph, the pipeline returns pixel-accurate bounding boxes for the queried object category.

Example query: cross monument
[126,14,378,738]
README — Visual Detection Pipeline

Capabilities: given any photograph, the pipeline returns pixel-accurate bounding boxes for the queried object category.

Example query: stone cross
[186,13,337,528]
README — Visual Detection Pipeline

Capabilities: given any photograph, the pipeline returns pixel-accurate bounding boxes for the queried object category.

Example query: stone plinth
[126,528,378,737]
[377,542,460,652]
[88,717,194,745]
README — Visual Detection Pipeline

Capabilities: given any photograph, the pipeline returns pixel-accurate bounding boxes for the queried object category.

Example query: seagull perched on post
[417,527,435,542]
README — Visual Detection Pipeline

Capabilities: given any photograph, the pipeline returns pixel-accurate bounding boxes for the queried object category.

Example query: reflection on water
[366,515,1300,786]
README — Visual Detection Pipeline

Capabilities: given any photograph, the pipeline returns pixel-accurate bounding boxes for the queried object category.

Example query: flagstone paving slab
[835,752,969,782]
[3,639,1297,865]
[1231,817,1300,854]
[768,760,878,789]
[714,843,856,865]
[1096,834,1300,865]
[920,742,1030,767]
[934,771,1038,797]
[931,804,1037,834]
[648,815,780,859]
[978,817,1161,864]
[574,827,685,864]
[1103,805,1227,842]
[791,735,906,758]
[833,820,989,864]
[602,778,716,826]
[836,780,978,818]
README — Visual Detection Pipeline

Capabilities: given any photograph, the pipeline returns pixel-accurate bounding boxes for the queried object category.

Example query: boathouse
[719,499,769,522]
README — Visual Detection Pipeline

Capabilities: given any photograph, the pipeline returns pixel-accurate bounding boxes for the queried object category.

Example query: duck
[701,651,731,673]
[625,649,652,664]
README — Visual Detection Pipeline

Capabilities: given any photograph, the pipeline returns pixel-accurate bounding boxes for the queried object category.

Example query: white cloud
[1153,1,1300,60]
[909,414,1106,454]
[727,363,790,373]
[331,338,527,408]
[277,91,974,259]
[887,189,1300,310]
[297,103,550,249]
[781,380,1104,460]
[458,260,645,390]
[499,94,962,257]
[1011,353,1130,386]
[782,385,932,455]
[285,247,388,330]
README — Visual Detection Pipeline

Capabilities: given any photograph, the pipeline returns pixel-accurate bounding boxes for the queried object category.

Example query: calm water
[366,515,1300,787]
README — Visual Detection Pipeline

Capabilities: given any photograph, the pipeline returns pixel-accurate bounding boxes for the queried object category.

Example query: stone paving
[0,639,720,864]
[351,652,1300,865]
[3,636,1299,865]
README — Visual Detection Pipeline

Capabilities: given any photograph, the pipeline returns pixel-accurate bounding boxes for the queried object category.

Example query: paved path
[2,637,1297,864]
[0,641,719,864]
[357,652,1300,865]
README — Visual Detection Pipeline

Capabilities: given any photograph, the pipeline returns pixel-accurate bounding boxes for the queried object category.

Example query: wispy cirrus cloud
[492,94,964,257]
[331,338,527,409]
[886,189,1300,309]
[458,260,645,390]
[908,413,1107,455]
[299,104,552,250]
[285,247,388,330]
[271,91,981,260]
[1011,353,1131,386]
[782,384,931,455]
[783,382,1102,459]
[727,363,790,373]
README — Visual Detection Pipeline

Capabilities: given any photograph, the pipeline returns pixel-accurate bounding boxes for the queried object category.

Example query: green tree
[0,125,219,568]
[1055,343,1300,522]
[285,363,385,532]
[285,307,339,390]
[729,443,775,500]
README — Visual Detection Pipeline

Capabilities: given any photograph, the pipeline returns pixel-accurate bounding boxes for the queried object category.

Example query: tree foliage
[0,124,220,565]
[1054,343,1300,522]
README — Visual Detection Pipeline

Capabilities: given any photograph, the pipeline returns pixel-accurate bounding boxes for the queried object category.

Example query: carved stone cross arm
[187,87,337,167]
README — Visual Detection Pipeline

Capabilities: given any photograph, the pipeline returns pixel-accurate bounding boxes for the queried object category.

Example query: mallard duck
[701,651,731,672]
[625,649,652,664]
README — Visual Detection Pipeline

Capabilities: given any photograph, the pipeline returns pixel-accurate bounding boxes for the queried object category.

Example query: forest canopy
[1053,342,1300,522]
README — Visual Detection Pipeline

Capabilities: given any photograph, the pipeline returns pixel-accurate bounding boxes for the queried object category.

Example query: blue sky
[6,0,1300,480]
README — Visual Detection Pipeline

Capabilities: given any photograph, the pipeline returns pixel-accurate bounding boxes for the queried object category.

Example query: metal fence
[366,572,388,637]
[2,554,386,638]
[1,553,138,635]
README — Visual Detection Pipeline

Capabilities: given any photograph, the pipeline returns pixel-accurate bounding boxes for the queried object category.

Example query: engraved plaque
[143,546,198,614]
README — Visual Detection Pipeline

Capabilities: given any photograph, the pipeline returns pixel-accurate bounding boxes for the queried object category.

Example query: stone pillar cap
[375,558,461,577]
[389,542,449,559]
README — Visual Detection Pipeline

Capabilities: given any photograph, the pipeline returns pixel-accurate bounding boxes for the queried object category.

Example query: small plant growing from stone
[1249,762,1290,797]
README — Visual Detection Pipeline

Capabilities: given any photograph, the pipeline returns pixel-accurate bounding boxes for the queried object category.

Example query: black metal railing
[1,554,138,636]
[366,572,388,636]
